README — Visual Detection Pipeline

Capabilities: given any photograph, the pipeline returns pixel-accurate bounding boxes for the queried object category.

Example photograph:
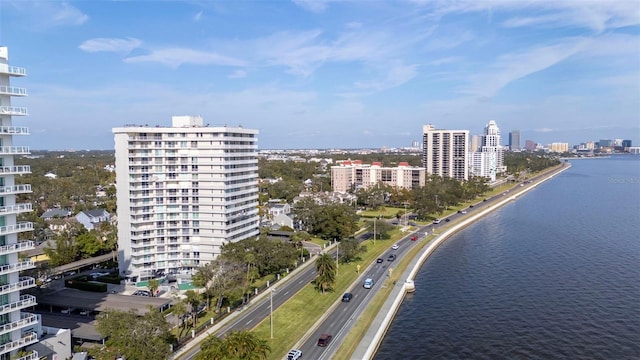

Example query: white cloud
[124,48,246,68]
[47,1,89,27]
[79,38,142,53]
[194,10,203,22]
[291,0,332,13]
[228,70,247,79]
[354,63,419,92]
[534,128,553,133]
[461,38,587,99]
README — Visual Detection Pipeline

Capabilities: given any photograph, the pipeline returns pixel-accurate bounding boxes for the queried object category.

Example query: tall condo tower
[422,124,469,181]
[0,47,39,359]
[113,116,260,281]
[509,130,521,150]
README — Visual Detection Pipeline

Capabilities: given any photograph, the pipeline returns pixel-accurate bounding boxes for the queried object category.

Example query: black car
[342,293,353,302]
[376,258,384,263]
[445,218,450,222]
[317,333,332,347]
[388,254,397,261]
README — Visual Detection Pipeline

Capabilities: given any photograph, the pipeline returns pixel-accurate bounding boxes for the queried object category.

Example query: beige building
[331,160,425,192]
[548,142,569,153]
[422,124,469,181]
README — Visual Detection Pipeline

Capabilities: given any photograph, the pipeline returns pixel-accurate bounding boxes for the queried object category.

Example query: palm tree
[196,330,271,360]
[314,253,336,294]
[148,279,160,297]
[184,290,202,328]
[171,299,189,337]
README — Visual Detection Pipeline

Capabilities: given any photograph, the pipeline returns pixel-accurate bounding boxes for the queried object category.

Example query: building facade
[422,124,469,181]
[0,47,40,359]
[509,130,521,150]
[113,116,259,281]
[469,120,506,182]
[331,160,425,192]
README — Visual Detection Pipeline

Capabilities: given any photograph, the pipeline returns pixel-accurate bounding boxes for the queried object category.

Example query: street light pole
[373,218,376,245]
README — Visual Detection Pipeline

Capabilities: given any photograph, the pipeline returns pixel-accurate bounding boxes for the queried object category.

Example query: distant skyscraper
[622,140,632,148]
[525,140,536,151]
[113,116,259,281]
[469,120,506,182]
[509,130,521,150]
[0,46,40,358]
[422,124,469,181]
[469,134,481,152]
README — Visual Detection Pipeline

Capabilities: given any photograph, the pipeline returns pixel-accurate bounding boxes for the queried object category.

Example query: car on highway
[317,333,332,347]
[433,219,441,224]
[445,218,451,222]
[287,349,302,360]
[391,243,399,250]
[376,258,384,263]
[411,236,418,241]
[363,278,374,289]
[341,293,353,302]
[387,254,397,262]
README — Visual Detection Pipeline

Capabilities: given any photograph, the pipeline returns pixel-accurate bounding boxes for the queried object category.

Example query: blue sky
[1,0,638,150]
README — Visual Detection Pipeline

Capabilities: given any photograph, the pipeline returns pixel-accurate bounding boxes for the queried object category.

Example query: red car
[411,236,418,241]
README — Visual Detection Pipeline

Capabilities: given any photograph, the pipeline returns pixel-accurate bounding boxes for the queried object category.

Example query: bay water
[374,156,640,359]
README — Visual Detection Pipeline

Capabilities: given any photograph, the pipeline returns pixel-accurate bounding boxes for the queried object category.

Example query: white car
[391,243,399,250]
[433,219,441,224]
[90,272,109,278]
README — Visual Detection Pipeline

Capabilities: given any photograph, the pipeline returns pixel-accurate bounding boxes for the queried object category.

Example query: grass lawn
[359,206,409,219]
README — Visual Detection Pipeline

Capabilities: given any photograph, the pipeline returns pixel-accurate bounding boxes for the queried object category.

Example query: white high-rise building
[469,120,506,182]
[113,116,259,281]
[422,124,469,181]
[0,47,40,359]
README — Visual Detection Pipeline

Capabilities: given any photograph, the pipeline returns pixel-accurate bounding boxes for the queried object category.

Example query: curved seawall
[350,163,571,360]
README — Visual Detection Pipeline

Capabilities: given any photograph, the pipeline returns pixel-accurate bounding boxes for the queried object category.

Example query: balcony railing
[0,313,39,336]
[0,146,30,155]
[0,86,27,96]
[0,332,38,354]
[0,203,32,216]
[0,126,29,135]
[0,166,31,175]
[0,240,34,255]
[0,277,36,296]
[15,351,39,360]
[0,64,27,76]
[0,260,35,276]
[0,295,37,316]
[0,185,31,195]
[0,106,28,116]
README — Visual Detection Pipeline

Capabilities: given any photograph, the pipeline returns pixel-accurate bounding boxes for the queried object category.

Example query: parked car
[61,307,76,314]
[90,272,109,279]
[133,290,151,297]
[287,349,302,360]
[317,334,333,347]
[363,278,374,289]
[341,293,353,302]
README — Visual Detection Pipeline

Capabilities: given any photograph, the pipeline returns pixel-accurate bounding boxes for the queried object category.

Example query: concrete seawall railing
[351,164,571,360]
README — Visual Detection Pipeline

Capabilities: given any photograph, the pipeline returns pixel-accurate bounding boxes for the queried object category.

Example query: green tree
[337,237,367,263]
[76,231,104,258]
[314,253,336,294]
[148,279,160,297]
[94,308,173,360]
[196,330,271,360]
[365,219,395,240]
[184,290,202,328]
[171,299,189,337]
[43,232,78,267]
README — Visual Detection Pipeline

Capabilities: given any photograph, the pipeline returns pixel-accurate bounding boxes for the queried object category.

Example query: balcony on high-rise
[0,64,27,77]
[0,106,28,116]
[0,86,27,96]
[0,126,29,135]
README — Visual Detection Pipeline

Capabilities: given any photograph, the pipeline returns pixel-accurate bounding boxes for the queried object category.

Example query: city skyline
[1,0,638,150]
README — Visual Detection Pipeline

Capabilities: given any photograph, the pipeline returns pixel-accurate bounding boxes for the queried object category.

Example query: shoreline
[351,163,572,360]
